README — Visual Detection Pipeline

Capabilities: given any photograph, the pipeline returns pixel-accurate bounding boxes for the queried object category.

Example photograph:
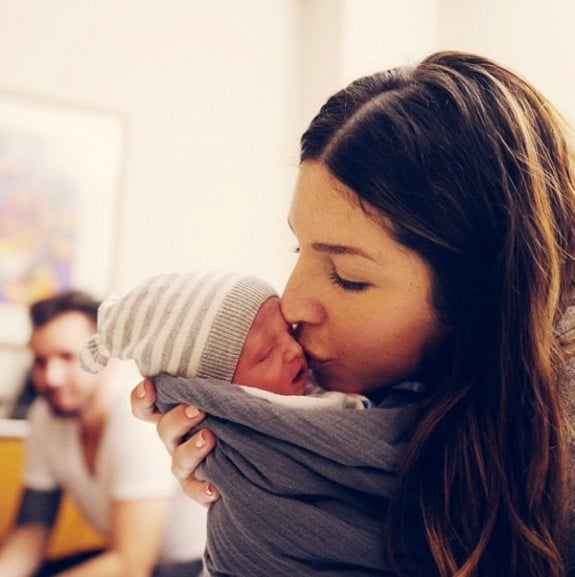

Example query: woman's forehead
[289,162,398,260]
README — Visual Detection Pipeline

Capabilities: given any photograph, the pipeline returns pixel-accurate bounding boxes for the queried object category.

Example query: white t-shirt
[23,379,207,563]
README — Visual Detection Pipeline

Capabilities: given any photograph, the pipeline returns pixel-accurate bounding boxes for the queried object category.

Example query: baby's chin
[265,383,305,396]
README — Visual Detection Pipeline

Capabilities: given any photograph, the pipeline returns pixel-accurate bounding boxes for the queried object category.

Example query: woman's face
[281,161,448,395]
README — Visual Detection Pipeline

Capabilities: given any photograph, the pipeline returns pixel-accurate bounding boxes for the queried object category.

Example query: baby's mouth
[293,367,305,384]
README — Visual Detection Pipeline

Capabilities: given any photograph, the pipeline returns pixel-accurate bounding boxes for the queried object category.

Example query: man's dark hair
[29,290,101,328]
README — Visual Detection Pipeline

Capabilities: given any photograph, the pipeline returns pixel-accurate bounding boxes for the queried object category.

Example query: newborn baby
[80,271,369,409]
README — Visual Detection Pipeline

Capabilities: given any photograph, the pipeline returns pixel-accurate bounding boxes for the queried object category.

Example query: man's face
[29,311,102,416]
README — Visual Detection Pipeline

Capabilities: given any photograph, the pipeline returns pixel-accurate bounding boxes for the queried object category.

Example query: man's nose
[43,359,66,387]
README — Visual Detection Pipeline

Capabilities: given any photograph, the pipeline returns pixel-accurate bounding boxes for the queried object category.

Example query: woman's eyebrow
[287,218,376,260]
[311,242,376,261]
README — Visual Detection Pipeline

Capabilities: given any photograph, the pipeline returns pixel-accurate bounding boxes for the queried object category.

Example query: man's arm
[0,524,51,577]
[52,496,170,577]
[0,488,61,577]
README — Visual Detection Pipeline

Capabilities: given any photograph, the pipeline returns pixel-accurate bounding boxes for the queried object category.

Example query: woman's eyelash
[328,272,369,292]
[291,247,367,291]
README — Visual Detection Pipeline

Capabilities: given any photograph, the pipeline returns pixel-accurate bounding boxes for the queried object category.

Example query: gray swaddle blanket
[155,373,422,577]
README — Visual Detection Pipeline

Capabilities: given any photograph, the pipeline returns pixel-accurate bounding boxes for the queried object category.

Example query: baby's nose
[283,335,303,362]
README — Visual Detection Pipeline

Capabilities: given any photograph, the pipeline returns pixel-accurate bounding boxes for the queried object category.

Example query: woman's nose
[281,262,324,326]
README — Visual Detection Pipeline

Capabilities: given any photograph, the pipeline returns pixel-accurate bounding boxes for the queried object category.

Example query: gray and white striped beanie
[80,271,277,382]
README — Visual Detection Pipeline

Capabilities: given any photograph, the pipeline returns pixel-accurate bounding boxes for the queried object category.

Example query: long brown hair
[301,51,575,576]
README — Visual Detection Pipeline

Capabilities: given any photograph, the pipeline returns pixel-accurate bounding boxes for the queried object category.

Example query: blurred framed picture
[0,89,126,348]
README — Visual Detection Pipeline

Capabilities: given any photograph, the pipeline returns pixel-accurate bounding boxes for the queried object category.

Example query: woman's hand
[131,379,221,504]
[130,379,163,423]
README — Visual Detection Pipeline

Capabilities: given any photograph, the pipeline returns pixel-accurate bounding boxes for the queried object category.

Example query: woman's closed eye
[328,271,369,292]
[291,243,370,292]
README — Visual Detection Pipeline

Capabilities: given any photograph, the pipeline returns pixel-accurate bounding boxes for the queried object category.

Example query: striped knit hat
[79,271,277,382]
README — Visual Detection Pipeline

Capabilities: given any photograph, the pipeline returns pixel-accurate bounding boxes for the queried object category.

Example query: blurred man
[0,290,206,577]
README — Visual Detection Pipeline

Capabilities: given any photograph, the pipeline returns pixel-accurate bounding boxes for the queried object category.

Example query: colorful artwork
[0,91,124,349]
[0,131,78,304]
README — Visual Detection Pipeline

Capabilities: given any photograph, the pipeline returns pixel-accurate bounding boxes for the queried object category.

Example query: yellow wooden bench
[0,435,105,557]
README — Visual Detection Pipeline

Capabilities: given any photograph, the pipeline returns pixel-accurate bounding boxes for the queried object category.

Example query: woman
[132,51,575,577]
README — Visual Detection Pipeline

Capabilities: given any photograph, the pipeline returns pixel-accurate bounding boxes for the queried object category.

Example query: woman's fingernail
[185,406,200,419]
[205,483,214,497]
[194,430,207,448]
[136,382,146,398]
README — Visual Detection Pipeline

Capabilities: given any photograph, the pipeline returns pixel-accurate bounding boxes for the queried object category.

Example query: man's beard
[45,396,79,419]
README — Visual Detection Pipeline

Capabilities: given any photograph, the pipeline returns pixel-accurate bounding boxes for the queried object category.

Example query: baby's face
[233,297,309,395]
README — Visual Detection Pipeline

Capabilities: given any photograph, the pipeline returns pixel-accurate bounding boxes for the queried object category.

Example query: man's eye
[328,271,369,292]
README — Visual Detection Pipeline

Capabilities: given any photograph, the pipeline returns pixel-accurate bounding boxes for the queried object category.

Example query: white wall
[340,0,437,82]
[437,0,575,123]
[292,0,438,146]
[0,0,573,294]
[0,0,441,300]
[1,0,574,402]
[0,0,300,295]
